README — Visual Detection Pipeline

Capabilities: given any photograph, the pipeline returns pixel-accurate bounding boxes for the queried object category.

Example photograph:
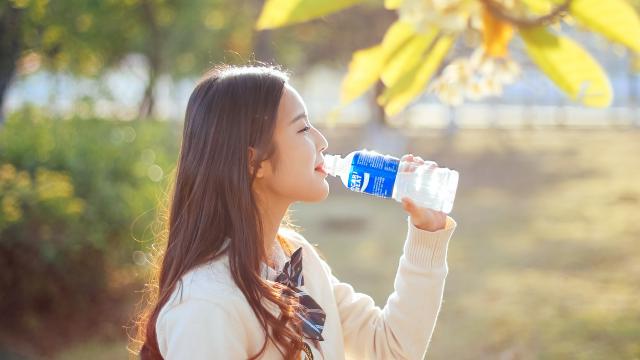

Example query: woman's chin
[318,187,330,201]
[302,184,330,203]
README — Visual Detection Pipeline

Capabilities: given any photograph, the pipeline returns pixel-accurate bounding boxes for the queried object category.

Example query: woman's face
[252,84,330,206]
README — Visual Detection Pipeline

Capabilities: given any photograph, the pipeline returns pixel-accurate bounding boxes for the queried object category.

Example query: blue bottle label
[347,151,400,198]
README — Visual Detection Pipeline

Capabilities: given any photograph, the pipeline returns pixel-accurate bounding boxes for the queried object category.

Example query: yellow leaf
[520,0,554,14]
[378,36,454,116]
[340,46,385,104]
[340,21,416,103]
[520,27,612,107]
[569,0,640,53]
[256,0,363,30]
[381,28,438,87]
[384,0,404,10]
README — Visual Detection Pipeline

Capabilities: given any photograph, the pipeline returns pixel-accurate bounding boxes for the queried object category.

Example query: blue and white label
[347,151,399,198]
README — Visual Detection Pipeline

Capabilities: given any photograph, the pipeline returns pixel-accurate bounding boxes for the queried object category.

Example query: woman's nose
[315,128,328,153]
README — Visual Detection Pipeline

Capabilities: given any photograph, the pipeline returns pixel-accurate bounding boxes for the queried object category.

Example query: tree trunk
[254,30,274,63]
[361,80,408,156]
[138,57,158,119]
[372,80,386,126]
[138,0,162,119]
[446,105,458,136]
[0,4,22,125]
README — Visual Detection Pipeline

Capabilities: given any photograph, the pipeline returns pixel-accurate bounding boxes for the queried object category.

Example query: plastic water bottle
[323,149,459,213]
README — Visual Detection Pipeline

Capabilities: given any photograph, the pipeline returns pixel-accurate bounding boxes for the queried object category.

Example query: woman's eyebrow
[289,112,307,125]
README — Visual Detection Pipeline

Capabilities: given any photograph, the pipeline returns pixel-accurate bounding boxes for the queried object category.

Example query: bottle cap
[323,154,340,177]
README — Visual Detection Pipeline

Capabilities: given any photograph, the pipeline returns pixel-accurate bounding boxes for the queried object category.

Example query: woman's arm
[326,215,457,360]
[155,298,250,359]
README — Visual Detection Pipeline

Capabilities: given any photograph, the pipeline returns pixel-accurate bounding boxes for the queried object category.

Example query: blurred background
[1,0,639,359]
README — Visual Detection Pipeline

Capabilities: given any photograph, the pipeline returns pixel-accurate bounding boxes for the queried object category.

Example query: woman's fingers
[401,196,447,231]
[401,197,415,213]
[400,154,432,166]
[399,154,438,173]
[400,154,413,160]
[399,154,412,172]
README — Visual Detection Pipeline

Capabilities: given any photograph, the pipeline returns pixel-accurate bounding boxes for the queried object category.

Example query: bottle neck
[323,154,343,177]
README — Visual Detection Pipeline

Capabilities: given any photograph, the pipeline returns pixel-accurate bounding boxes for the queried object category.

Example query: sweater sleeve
[328,215,457,360]
[156,298,249,359]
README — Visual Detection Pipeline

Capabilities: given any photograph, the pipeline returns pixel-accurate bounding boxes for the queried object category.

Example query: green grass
[292,129,640,359]
[58,128,640,359]
[55,340,130,360]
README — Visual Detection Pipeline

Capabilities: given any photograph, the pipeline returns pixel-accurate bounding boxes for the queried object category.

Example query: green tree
[127,0,254,117]
[1,0,391,121]
[1,0,252,120]
[128,0,395,117]
[0,0,139,123]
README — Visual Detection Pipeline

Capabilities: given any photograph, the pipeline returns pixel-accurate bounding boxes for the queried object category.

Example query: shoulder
[155,256,259,350]
[154,290,254,357]
[158,256,246,321]
[158,297,242,327]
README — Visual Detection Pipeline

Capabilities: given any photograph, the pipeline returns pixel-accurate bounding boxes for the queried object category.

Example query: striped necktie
[275,246,326,342]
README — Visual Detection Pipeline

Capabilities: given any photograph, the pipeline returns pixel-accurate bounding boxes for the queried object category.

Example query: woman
[132,64,457,359]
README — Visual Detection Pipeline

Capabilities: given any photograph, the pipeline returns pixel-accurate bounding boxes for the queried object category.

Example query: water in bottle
[322,149,458,213]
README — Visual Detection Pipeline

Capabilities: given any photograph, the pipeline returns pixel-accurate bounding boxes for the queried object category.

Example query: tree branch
[480,0,572,28]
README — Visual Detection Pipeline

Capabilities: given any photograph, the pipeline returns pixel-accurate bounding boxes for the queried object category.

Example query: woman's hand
[398,154,447,232]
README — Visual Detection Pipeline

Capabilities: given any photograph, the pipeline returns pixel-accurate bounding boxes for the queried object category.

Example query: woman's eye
[299,126,311,133]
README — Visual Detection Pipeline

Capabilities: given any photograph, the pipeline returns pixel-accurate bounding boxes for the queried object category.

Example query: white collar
[220,236,289,281]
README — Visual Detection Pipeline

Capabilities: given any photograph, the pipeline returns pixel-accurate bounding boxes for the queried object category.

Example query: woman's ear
[248,147,265,178]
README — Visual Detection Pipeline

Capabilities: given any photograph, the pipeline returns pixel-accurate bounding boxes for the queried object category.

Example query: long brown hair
[130,64,305,359]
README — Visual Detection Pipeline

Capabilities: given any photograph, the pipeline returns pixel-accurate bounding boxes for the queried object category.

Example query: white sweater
[155,216,457,359]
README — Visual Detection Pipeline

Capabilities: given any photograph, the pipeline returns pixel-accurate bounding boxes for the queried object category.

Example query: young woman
[133,65,457,360]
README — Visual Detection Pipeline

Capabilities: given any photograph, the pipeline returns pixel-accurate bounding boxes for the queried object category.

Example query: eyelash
[299,125,311,133]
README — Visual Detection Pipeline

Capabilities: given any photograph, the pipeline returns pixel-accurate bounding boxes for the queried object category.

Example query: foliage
[2,0,396,118]
[256,0,365,29]
[0,108,179,342]
[257,0,640,114]
[520,27,611,107]
[5,0,254,117]
[9,0,137,76]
